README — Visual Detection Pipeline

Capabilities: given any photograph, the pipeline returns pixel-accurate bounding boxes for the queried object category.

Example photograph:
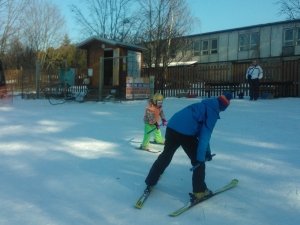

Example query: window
[127,51,141,78]
[170,47,177,59]
[283,27,300,46]
[193,40,200,56]
[193,38,218,56]
[250,32,260,50]
[210,39,218,54]
[297,28,300,46]
[284,28,294,46]
[201,40,209,55]
[239,34,249,51]
[239,32,260,51]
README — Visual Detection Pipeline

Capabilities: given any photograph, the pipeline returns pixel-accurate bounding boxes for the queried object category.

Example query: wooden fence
[143,59,300,98]
[2,58,300,100]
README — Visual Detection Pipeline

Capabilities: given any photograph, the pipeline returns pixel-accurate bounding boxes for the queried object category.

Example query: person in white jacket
[246,60,263,100]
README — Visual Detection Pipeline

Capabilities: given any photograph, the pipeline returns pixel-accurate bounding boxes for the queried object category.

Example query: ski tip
[135,201,144,209]
[168,209,187,217]
[169,210,184,217]
[231,179,239,185]
[135,204,142,209]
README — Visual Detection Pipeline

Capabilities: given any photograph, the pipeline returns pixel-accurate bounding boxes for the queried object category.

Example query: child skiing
[140,93,167,150]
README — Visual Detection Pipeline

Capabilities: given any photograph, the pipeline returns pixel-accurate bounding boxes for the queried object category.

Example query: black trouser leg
[248,79,254,100]
[252,79,260,100]
[192,162,206,192]
[249,78,260,100]
[181,139,207,193]
[145,127,208,193]
[145,128,180,186]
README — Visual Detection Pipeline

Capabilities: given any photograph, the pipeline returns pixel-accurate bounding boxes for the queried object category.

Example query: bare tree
[0,0,28,56]
[136,0,193,69]
[21,0,65,68]
[71,0,136,41]
[277,0,300,19]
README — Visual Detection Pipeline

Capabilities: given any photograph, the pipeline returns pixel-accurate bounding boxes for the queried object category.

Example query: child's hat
[152,93,163,104]
[152,93,164,101]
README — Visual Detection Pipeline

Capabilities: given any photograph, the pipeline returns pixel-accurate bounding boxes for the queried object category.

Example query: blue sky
[51,0,286,42]
[187,0,286,34]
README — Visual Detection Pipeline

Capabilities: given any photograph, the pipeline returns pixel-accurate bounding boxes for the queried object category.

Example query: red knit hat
[218,93,231,111]
[218,95,230,106]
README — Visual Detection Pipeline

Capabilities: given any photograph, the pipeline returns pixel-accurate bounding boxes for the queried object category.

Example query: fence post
[35,60,41,99]
[98,57,104,101]
[149,75,155,97]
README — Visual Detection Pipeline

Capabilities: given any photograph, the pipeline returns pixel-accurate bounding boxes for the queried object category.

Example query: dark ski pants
[145,127,207,193]
[248,78,260,100]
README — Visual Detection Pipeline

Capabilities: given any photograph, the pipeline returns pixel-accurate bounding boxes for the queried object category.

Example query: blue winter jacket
[167,98,220,162]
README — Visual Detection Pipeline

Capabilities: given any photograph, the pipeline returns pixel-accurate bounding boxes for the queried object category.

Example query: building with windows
[183,19,300,63]
[145,19,300,98]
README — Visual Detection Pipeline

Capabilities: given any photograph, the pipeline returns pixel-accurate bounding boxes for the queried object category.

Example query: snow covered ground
[0,96,299,225]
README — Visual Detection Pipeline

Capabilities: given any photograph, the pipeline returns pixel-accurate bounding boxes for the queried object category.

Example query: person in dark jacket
[144,92,232,202]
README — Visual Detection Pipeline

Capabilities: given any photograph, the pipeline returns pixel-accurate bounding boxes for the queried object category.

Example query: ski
[169,179,239,217]
[135,147,161,153]
[129,139,164,146]
[129,138,163,153]
[149,141,164,145]
[135,186,152,209]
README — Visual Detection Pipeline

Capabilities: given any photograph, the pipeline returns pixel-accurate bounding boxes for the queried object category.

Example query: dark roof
[185,19,300,38]
[76,36,146,51]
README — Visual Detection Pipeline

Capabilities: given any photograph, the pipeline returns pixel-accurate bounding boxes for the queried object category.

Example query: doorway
[104,50,113,86]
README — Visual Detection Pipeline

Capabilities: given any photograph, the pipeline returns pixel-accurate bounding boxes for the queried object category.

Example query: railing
[205,82,241,98]
[259,81,295,98]
[146,59,299,98]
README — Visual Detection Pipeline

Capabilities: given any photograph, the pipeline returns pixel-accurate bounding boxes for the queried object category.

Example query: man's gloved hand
[155,122,160,129]
[162,118,167,126]
[205,150,213,161]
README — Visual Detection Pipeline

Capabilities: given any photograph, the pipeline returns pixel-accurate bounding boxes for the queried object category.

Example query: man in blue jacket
[144,92,232,202]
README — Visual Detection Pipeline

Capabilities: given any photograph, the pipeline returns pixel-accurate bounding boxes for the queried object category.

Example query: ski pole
[147,123,163,134]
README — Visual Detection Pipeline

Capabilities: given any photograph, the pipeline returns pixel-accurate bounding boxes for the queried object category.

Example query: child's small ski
[169,179,239,217]
[149,141,164,145]
[135,147,161,153]
[135,186,152,209]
